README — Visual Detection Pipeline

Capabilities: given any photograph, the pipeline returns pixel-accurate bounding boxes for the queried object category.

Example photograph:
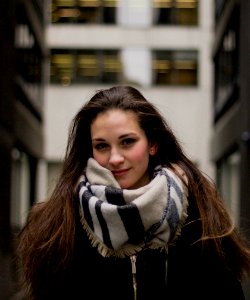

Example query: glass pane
[78,0,100,23]
[175,7,198,25]
[214,8,239,120]
[102,50,121,83]
[153,0,198,25]
[11,150,31,228]
[217,151,240,225]
[153,50,198,86]
[15,21,43,105]
[50,49,122,84]
[51,0,79,23]
[50,51,75,85]
[76,50,100,83]
[51,0,117,24]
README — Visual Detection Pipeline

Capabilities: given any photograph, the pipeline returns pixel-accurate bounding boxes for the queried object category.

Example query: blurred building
[0,0,48,298]
[44,0,214,200]
[211,0,250,296]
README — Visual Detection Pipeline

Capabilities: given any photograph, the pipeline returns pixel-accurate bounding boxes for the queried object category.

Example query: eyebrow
[92,138,105,142]
[92,133,137,142]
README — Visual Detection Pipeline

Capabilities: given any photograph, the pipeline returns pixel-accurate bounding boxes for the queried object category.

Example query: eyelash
[122,138,136,146]
[94,143,108,151]
[94,138,136,151]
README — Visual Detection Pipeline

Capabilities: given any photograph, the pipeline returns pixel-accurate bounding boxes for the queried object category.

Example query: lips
[112,169,130,177]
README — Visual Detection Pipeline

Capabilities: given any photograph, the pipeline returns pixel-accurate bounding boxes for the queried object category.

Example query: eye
[121,138,136,146]
[93,142,109,151]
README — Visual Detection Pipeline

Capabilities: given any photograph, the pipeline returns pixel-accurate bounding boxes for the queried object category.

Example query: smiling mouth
[112,169,129,177]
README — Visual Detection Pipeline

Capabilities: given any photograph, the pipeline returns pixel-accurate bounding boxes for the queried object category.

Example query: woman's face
[91,109,156,189]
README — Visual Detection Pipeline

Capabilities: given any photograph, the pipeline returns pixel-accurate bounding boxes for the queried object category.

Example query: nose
[109,147,124,165]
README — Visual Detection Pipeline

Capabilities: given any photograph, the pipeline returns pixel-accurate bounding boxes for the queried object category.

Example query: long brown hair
[17,86,250,297]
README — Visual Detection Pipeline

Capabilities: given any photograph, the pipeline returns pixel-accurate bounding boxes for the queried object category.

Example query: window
[50,48,198,86]
[11,150,34,229]
[153,0,198,26]
[50,49,121,85]
[152,50,198,86]
[50,50,75,85]
[215,0,226,21]
[51,0,117,24]
[102,50,122,82]
[15,10,43,110]
[217,151,241,225]
[214,8,239,122]
[76,49,122,83]
[50,0,198,26]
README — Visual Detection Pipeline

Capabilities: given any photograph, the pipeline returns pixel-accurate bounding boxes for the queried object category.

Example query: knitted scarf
[78,158,188,258]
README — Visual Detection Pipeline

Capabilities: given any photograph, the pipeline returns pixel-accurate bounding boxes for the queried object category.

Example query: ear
[149,143,158,156]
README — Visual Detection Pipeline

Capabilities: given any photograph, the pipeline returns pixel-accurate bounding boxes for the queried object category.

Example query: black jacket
[35,202,246,300]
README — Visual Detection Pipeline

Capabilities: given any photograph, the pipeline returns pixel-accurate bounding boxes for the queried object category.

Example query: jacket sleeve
[166,199,246,300]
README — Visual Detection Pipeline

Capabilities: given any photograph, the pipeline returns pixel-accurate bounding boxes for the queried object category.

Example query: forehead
[91,109,143,136]
[94,109,139,125]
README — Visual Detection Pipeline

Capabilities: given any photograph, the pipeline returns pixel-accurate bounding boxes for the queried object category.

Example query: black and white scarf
[78,158,188,257]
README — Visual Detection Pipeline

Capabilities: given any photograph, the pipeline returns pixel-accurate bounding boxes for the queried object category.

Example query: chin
[119,182,132,189]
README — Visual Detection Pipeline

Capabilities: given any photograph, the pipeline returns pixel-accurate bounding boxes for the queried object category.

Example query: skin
[91,109,157,189]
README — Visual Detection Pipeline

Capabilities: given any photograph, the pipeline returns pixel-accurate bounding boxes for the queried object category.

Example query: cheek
[92,151,107,167]
[130,143,150,162]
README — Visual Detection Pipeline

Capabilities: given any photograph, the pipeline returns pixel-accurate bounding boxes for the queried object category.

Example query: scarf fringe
[80,212,141,257]
[80,211,169,258]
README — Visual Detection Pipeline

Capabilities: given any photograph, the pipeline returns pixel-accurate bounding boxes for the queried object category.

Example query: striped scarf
[78,158,188,257]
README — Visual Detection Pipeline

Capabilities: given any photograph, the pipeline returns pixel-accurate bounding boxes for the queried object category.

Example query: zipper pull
[130,255,137,300]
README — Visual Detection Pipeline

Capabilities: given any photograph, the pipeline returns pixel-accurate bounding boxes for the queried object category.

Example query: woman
[17,86,250,299]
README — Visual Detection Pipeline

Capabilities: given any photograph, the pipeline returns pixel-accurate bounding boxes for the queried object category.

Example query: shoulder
[169,163,188,185]
[167,213,246,299]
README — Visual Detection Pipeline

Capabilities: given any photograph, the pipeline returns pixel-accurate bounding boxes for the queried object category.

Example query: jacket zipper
[130,255,137,300]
